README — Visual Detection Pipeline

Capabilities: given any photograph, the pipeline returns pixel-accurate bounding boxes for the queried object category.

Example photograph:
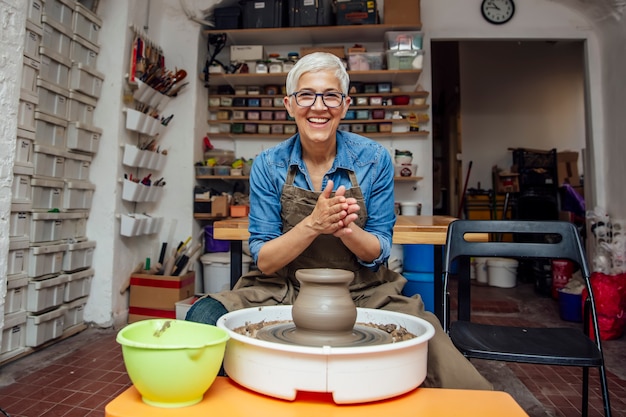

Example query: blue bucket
[402,271,434,313]
[558,289,582,322]
[403,244,434,272]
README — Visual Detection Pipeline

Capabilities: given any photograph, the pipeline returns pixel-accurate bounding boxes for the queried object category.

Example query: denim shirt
[248,130,396,270]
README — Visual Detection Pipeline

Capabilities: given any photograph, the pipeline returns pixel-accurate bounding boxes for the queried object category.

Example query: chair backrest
[443,220,597,331]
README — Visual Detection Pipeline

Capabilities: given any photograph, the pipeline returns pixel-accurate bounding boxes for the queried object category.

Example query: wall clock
[481,0,515,25]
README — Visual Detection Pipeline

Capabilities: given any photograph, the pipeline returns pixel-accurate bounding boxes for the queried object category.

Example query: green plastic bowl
[116,319,229,408]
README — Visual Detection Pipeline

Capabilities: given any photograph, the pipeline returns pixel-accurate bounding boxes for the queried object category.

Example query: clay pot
[292,268,357,335]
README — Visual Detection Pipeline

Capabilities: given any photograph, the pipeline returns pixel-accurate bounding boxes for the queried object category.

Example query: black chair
[442,220,611,417]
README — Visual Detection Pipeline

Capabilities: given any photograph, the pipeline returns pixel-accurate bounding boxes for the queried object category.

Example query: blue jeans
[185,296,228,325]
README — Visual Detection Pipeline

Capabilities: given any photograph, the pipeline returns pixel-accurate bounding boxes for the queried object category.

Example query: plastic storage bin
[26,274,70,313]
[43,0,75,32]
[15,128,35,167]
[35,111,68,149]
[348,52,384,71]
[18,91,38,132]
[70,34,99,68]
[63,181,95,210]
[68,90,96,124]
[63,268,94,302]
[24,20,43,60]
[30,178,64,210]
[213,6,241,29]
[201,252,252,293]
[1,311,27,357]
[25,307,65,347]
[70,63,104,99]
[36,78,69,119]
[41,16,72,58]
[11,165,33,204]
[401,271,434,313]
[61,296,88,330]
[33,144,66,179]
[62,241,96,272]
[26,0,43,26]
[385,31,423,51]
[386,50,424,70]
[4,274,29,315]
[28,243,68,278]
[21,56,40,96]
[72,2,101,45]
[66,122,101,154]
[7,238,30,276]
[241,0,287,28]
[39,46,71,88]
[64,151,91,180]
[9,204,31,238]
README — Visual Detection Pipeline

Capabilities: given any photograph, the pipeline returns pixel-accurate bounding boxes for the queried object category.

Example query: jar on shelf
[255,61,268,74]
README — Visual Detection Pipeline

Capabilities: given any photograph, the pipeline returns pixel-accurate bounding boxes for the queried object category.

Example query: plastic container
[474,257,489,284]
[386,50,424,70]
[400,201,421,216]
[116,319,229,408]
[558,289,583,322]
[551,259,574,299]
[402,271,434,313]
[487,258,518,288]
[201,252,252,294]
[204,149,235,166]
[204,224,230,253]
[402,244,434,273]
[385,31,423,51]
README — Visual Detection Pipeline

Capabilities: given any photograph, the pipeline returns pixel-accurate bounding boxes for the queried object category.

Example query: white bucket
[474,257,489,284]
[200,252,252,294]
[400,202,421,216]
[487,257,518,288]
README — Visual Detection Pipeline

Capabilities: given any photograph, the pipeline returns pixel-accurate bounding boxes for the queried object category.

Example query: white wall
[0,0,26,330]
[459,40,585,190]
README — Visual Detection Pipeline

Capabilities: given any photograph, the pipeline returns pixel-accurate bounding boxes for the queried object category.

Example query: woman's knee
[185,297,228,325]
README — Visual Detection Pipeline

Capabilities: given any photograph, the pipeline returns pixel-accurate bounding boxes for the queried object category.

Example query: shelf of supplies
[204,131,429,140]
[207,70,422,87]
[394,176,423,182]
[209,105,430,112]
[196,175,249,180]
[207,118,427,125]
[204,24,421,46]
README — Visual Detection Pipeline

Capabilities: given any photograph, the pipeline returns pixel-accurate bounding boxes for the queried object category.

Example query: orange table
[105,377,529,417]
[213,216,487,322]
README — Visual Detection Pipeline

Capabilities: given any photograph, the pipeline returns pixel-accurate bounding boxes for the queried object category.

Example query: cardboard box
[495,172,520,194]
[384,0,421,28]
[230,45,265,62]
[557,151,581,186]
[129,271,195,313]
[300,46,345,59]
[211,195,229,217]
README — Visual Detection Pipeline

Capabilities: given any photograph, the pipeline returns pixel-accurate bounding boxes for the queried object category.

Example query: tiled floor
[0,281,624,417]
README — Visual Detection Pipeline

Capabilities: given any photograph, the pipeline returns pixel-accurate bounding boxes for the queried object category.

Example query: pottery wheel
[256,322,393,347]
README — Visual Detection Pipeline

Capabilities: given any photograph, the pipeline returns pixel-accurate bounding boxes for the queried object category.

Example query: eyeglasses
[291,91,345,108]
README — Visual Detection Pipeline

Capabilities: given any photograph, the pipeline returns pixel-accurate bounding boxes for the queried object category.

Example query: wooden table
[105,377,529,417]
[213,215,486,322]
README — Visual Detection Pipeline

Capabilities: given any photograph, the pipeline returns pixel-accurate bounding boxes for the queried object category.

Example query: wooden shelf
[204,24,421,46]
[207,118,426,125]
[394,176,423,182]
[209,105,430,113]
[207,70,422,87]
[196,175,249,180]
[205,131,430,140]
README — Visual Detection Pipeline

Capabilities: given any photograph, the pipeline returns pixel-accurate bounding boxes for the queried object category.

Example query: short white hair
[285,52,350,95]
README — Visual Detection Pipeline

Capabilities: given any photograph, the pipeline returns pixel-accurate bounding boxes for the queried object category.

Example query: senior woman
[187,52,491,390]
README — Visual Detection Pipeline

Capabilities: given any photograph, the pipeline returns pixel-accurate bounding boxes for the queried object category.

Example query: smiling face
[284,70,351,146]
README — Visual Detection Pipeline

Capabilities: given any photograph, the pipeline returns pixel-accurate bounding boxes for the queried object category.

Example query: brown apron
[211,166,492,390]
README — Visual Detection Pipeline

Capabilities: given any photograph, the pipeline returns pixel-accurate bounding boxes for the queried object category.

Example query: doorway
[431,40,587,219]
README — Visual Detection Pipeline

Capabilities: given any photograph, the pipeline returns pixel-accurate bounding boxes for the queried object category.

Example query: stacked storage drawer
[2,0,104,356]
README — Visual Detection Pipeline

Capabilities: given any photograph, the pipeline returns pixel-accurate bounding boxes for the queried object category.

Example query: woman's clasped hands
[309,180,360,237]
